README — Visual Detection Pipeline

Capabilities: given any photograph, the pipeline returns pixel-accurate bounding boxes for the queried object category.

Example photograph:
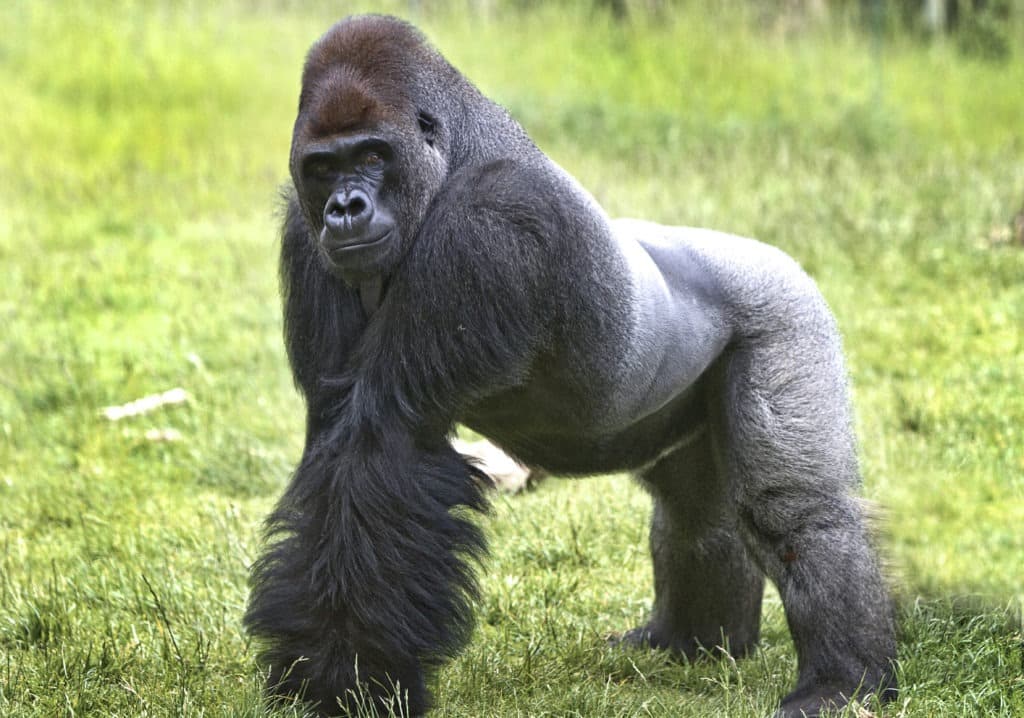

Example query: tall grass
[1,1,1022,716]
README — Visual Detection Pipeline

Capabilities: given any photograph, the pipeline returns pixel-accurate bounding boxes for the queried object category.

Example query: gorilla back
[245,15,897,718]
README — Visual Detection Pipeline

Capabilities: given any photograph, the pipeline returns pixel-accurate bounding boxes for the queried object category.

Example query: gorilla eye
[417,111,437,146]
[361,151,384,167]
[304,156,337,181]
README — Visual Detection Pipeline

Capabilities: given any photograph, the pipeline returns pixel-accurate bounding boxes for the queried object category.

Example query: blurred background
[1,1,1022,716]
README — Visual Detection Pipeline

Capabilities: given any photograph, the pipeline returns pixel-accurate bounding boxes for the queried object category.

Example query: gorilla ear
[416,110,437,147]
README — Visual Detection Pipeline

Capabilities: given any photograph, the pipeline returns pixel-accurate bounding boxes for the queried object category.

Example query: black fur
[245,15,898,718]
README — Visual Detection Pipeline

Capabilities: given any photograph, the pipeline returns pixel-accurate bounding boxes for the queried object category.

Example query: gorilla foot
[613,624,755,660]
[773,680,898,718]
[612,625,683,658]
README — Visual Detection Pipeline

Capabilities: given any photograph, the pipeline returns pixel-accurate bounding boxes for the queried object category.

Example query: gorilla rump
[244,15,897,718]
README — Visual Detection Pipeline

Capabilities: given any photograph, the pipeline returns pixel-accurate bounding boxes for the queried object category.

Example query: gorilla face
[294,131,401,282]
[289,57,447,286]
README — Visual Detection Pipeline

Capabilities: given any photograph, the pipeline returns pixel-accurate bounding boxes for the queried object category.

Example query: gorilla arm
[247,158,597,715]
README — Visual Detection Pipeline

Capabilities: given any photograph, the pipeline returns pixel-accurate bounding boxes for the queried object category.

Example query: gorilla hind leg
[627,433,764,660]
[713,338,898,718]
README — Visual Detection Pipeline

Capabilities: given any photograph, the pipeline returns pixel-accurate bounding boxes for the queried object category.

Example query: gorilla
[245,15,897,718]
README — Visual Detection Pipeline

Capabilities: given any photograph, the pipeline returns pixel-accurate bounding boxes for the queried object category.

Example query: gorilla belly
[462,379,709,475]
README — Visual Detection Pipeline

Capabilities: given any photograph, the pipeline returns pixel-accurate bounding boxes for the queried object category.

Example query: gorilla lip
[321,229,392,258]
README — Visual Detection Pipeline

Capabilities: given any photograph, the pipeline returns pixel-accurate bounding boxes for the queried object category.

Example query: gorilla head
[288,18,456,285]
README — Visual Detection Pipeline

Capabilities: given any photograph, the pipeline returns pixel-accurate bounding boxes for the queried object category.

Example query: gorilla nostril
[324,201,345,231]
[323,190,375,238]
[347,196,367,217]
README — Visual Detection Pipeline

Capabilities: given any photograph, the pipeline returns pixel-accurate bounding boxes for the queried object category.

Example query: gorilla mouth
[322,230,392,262]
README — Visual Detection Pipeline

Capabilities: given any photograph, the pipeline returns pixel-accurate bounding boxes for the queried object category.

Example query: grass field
[1,1,1022,716]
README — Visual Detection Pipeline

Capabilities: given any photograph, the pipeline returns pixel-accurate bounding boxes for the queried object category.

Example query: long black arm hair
[244,161,560,714]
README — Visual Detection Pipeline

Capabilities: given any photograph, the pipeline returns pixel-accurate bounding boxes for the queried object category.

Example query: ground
[0,2,1021,716]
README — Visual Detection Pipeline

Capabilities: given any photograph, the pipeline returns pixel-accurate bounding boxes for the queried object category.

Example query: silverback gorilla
[245,15,898,718]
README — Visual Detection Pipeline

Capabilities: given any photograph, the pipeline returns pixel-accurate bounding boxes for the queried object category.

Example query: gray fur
[463,219,899,716]
[250,15,898,718]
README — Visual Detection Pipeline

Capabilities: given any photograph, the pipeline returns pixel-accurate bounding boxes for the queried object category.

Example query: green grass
[1,1,1022,716]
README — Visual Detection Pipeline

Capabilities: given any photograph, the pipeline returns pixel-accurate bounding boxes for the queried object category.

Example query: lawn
[0,1,1021,716]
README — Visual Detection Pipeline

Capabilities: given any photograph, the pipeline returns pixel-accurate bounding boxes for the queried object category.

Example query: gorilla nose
[323,189,374,240]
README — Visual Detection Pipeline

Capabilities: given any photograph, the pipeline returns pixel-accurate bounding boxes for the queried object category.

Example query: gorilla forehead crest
[300,69,391,138]
[297,16,434,138]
